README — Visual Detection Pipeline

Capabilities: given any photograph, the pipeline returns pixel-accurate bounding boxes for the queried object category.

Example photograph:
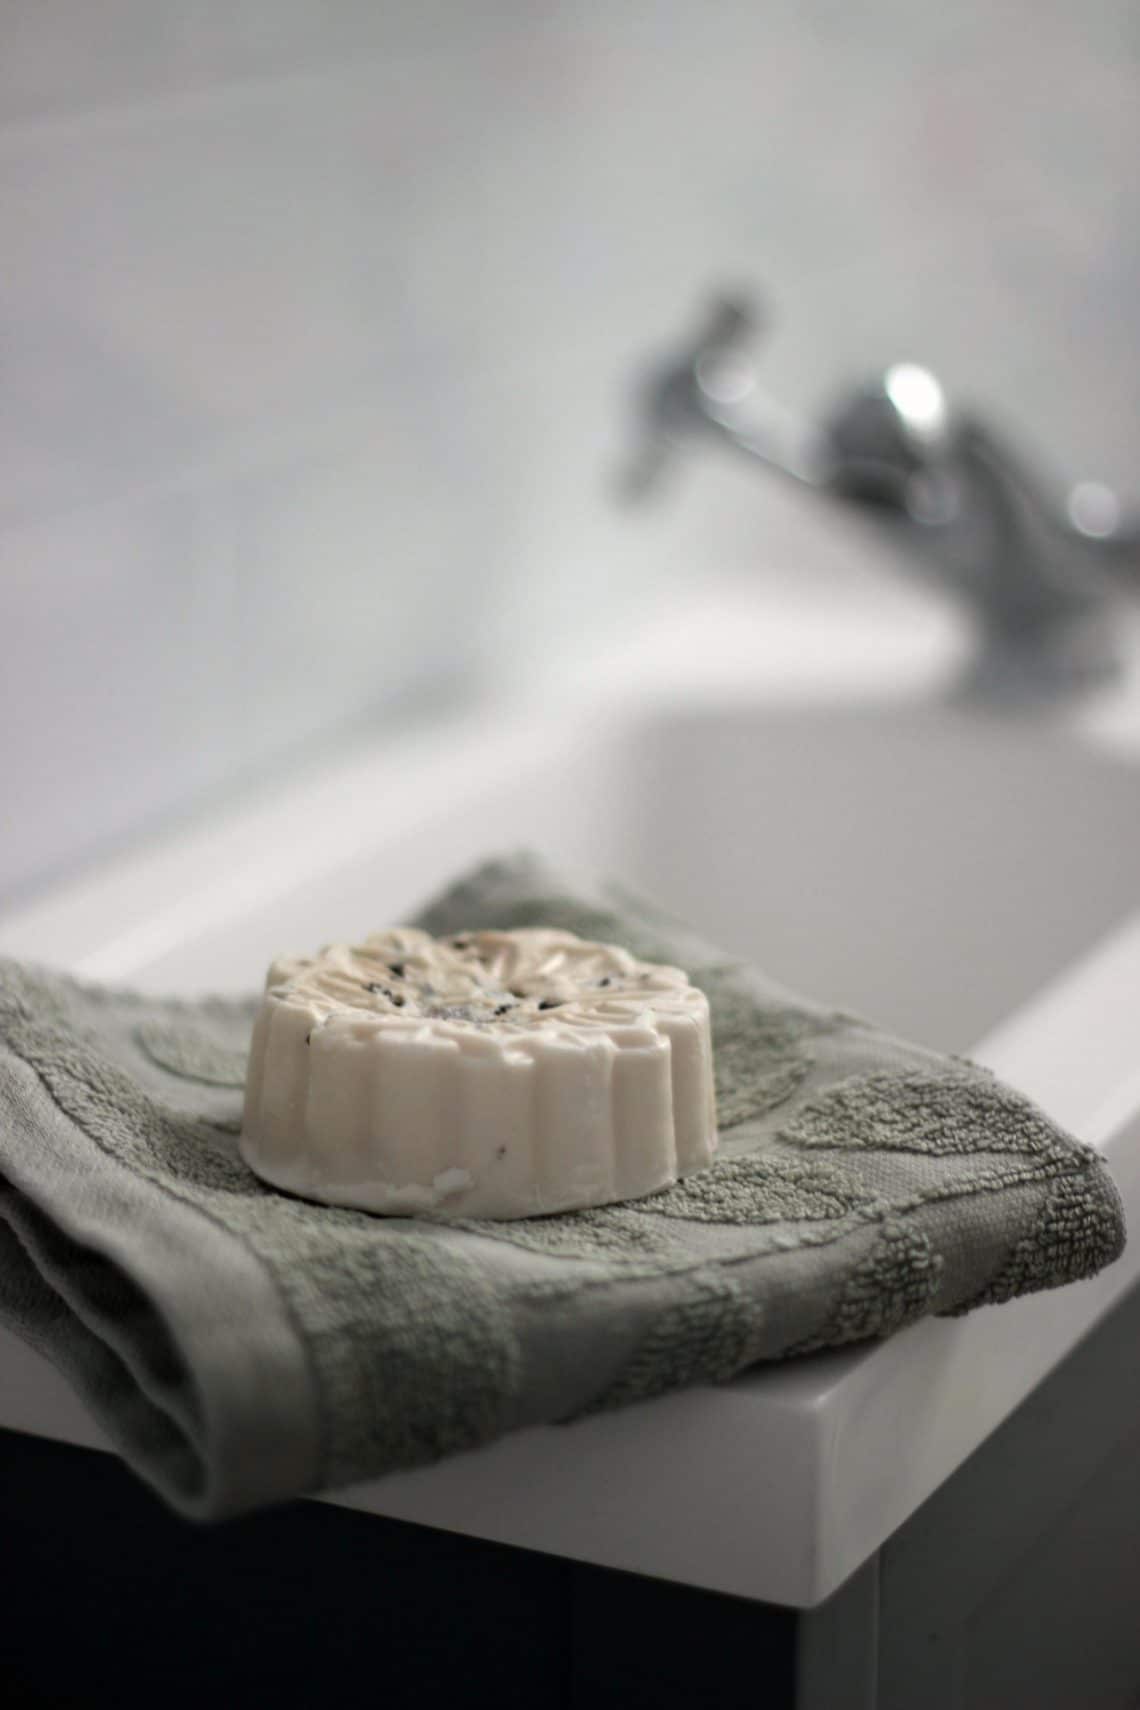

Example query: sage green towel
[0,853,1125,1520]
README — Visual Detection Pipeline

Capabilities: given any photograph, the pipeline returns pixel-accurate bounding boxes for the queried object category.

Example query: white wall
[3,1,1139,900]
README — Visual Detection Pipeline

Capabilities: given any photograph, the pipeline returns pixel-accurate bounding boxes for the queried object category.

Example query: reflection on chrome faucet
[619,293,1139,699]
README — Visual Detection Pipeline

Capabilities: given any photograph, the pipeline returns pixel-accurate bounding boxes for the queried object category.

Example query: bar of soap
[240,927,718,1219]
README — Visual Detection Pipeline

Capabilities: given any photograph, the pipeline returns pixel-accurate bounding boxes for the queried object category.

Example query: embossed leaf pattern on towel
[637,1152,871,1225]
[458,1202,689,1267]
[943,1169,1128,1317]
[580,1267,764,1415]
[135,1019,249,1089]
[691,965,830,1128]
[456,1152,876,1283]
[11,1026,251,1194]
[779,1068,1079,1164]
[789,1221,943,1354]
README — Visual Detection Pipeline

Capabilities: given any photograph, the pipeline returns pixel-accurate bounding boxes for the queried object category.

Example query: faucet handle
[615,292,762,502]
[615,291,826,501]
[691,294,763,362]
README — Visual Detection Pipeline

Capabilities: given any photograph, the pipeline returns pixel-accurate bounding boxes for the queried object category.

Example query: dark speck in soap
[538,998,561,1010]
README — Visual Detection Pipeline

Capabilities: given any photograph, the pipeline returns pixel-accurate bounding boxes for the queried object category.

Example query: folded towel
[0,853,1124,1520]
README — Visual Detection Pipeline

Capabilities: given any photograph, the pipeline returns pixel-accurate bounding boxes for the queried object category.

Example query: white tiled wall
[3,2,1139,900]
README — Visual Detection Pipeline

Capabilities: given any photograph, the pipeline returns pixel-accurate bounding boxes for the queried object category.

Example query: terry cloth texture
[0,852,1125,1519]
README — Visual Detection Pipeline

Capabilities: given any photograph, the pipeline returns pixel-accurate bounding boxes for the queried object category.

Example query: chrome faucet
[620,294,1139,698]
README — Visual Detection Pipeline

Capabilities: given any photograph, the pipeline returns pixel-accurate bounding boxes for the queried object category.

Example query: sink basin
[597,702,1140,1054]
[3,672,1140,1608]
[71,697,1140,1062]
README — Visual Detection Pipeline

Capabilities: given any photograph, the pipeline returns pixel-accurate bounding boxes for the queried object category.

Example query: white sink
[36,698,1138,1054]
[4,596,1140,1608]
[626,701,1140,1053]
[493,700,1140,1056]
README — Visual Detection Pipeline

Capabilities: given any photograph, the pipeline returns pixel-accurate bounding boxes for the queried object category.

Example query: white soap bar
[240,927,718,1219]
